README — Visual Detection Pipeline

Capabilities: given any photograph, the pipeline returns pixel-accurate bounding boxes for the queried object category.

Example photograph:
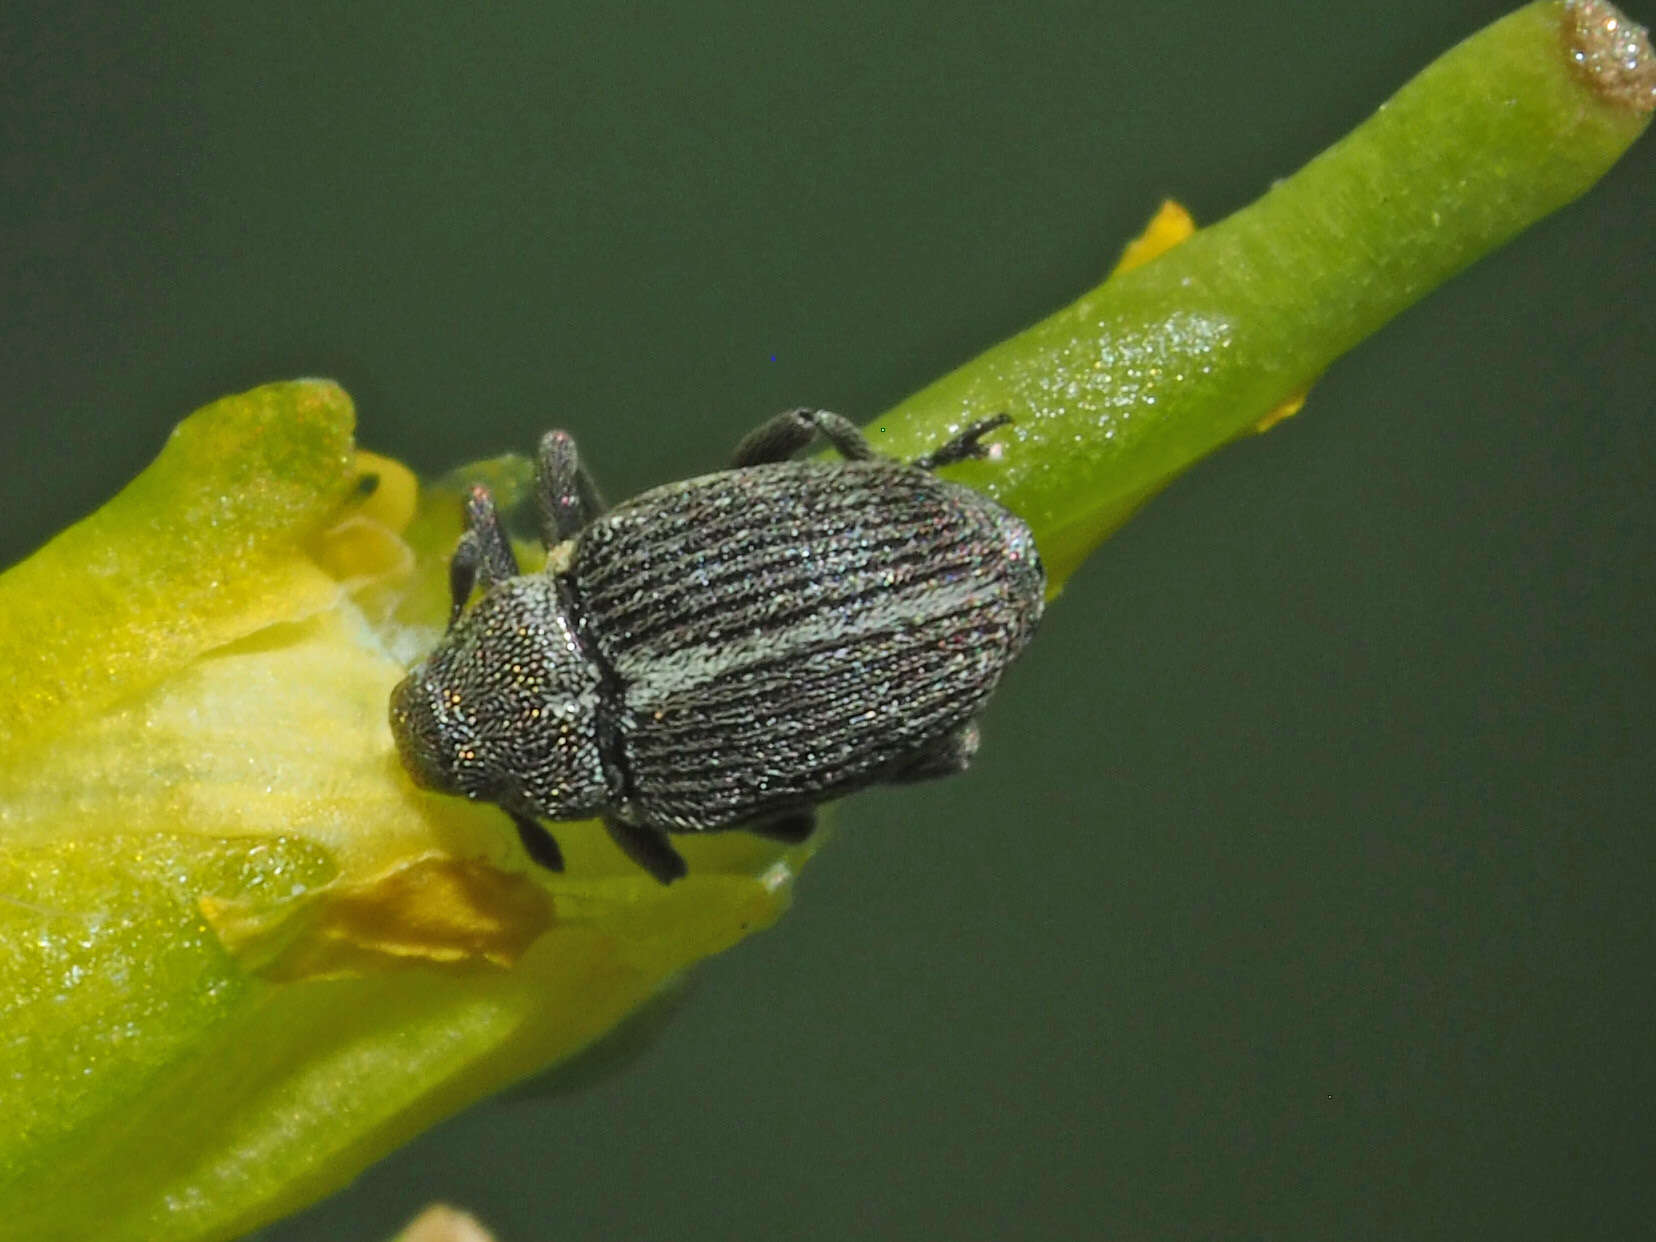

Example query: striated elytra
[389,408,1045,883]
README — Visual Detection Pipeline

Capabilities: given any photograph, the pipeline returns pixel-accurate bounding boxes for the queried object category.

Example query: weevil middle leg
[604,818,689,885]
[730,407,877,466]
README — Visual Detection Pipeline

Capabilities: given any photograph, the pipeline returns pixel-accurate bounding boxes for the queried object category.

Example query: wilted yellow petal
[1252,388,1311,433]
[1110,198,1196,274]
[201,854,553,978]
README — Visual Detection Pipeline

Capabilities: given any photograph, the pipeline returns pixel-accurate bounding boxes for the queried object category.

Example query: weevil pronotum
[389,409,1044,883]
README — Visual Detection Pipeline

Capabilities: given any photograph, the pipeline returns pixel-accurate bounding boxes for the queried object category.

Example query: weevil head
[388,576,615,817]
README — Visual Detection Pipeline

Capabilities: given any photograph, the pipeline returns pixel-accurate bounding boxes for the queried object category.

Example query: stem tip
[1565,0,1656,113]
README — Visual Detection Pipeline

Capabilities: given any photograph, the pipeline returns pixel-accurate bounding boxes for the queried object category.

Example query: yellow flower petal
[0,381,806,1242]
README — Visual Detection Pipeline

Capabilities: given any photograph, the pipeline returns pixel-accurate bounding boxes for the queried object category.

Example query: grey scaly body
[390,409,1044,883]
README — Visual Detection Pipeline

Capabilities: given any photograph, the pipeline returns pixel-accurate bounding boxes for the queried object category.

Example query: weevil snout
[389,671,459,795]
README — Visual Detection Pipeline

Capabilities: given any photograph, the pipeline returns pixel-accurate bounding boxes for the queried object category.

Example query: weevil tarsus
[909,413,1014,471]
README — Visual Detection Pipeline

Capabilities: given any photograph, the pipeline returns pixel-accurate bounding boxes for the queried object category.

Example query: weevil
[389,408,1045,883]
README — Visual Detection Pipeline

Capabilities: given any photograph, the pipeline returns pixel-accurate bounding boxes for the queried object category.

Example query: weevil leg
[447,538,481,629]
[889,721,981,784]
[731,407,877,466]
[536,429,608,545]
[746,809,818,845]
[509,810,567,872]
[448,484,521,628]
[909,414,1014,471]
[604,818,689,885]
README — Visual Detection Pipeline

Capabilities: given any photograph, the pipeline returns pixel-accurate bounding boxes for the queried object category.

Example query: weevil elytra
[389,408,1044,883]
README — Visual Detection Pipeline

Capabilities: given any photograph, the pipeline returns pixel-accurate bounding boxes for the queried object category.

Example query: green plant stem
[0,4,1648,1241]
[878,0,1651,586]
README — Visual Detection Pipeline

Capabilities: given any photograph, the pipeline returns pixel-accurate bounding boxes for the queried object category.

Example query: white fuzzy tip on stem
[1565,0,1656,112]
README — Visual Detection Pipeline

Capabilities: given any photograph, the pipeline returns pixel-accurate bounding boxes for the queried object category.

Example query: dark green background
[5,2,1652,1239]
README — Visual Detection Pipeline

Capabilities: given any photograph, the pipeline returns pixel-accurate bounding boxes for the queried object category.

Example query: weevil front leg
[731,407,877,466]
[536,429,609,545]
[449,485,522,628]
[909,414,1013,471]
